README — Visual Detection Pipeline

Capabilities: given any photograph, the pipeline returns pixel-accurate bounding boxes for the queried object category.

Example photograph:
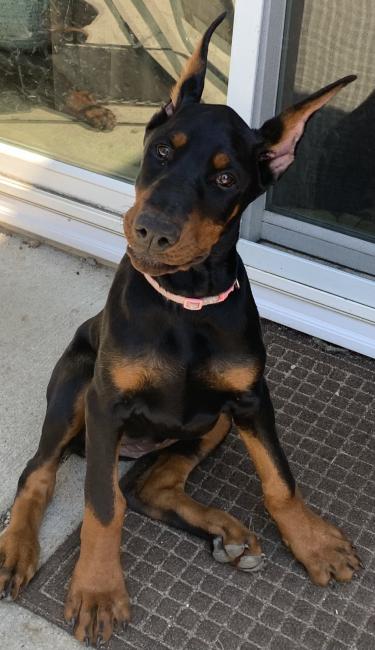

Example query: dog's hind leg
[120,414,264,572]
[0,315,99,600]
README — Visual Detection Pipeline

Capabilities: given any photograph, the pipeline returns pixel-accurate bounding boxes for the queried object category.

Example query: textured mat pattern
[19,321,375,649]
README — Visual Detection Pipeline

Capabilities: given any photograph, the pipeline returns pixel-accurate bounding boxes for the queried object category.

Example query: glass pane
[0,0,234,182]
[267,0,375,243]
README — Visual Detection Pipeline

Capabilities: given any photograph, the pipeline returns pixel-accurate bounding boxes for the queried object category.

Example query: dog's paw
[64,90,117,131]
[0,528,39,600]
[212,534,265,572]
[294,520,361,586]
[274,499,362,585]
[81,106,117,131]
[65,567,130,645]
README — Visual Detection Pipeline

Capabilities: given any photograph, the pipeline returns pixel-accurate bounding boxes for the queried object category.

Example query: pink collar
[143,274,240,311]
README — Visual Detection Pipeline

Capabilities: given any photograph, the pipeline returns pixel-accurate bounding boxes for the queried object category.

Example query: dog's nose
[134,213,180,252]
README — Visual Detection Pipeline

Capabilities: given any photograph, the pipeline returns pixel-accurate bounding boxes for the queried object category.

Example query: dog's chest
[110,351,260,399]
[107,315,263,454]
[110,350,261,435]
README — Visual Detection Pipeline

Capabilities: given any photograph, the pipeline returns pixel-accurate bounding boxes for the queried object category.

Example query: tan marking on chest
[205,363,262,392]
[111,357,176,393]
[111,361,157,392]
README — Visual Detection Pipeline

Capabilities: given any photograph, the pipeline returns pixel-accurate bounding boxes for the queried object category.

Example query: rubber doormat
[19,322,375,650]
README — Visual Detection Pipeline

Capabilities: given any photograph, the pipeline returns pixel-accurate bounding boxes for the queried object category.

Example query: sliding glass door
[262,0,375,274]
[0,0,233,182]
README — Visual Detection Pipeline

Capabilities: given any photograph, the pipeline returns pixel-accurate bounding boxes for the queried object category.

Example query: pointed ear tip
[216,10,227,23]
[201,12,227,54]
[341,74,357,85]
[207,11,227,35]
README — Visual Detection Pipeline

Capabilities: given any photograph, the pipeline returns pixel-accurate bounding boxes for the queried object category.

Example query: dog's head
[125,13,355,276]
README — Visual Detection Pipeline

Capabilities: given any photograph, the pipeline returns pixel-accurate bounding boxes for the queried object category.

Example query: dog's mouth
[127,247,208,276]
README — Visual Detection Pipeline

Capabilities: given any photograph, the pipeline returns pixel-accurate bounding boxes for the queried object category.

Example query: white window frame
[0,0,374,357]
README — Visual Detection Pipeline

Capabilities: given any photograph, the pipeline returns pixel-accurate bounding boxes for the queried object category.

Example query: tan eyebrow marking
[171,132,188,148]
[213,152,230,169]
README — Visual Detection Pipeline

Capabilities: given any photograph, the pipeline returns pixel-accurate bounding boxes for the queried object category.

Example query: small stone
[85,257,98,267]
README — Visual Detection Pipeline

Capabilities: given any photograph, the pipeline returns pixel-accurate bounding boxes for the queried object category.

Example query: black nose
[134,213,180,252]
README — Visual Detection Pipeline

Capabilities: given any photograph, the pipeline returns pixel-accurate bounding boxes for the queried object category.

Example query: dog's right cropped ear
[146,12,226,133]
[257,75,356,183]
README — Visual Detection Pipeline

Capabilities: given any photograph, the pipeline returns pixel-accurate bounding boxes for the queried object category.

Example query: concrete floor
[0,230,115,648]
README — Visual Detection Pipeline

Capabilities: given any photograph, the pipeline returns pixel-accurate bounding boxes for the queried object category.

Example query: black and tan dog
[0,13,360,647]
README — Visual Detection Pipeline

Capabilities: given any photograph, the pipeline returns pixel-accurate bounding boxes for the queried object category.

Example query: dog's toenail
[237,553,265,572]
[224,543,246,559]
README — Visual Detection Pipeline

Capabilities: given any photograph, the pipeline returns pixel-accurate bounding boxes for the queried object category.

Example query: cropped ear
[145,12,226,133]
[170,11,226,110]
[258,75,356,182]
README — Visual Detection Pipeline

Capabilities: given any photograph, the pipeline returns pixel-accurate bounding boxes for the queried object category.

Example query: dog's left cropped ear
[169,11,226,110]
[146,12,226,133]
[257,75,356,182]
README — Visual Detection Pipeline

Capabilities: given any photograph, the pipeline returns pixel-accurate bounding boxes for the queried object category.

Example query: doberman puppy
[0,13,360,646]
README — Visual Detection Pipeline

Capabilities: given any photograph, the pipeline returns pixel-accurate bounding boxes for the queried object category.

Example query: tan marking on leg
[212,152,230,169]
[11,463,57,532]
[0,389,86,599]
[60,388,87,449]
[171,132,188,148]
[135,415,261,558]
[137,415,231,506]
[237,431,290,509]
[0,462,56,598]
[238,429,361,585]
[65,443,129,644]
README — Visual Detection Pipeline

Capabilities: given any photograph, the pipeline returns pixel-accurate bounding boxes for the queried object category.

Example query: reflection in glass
[0,1,234,182]
[267,0,375,242]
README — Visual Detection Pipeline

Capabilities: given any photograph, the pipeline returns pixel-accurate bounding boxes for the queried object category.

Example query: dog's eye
[155,144,171,160]
[216,172,236,188]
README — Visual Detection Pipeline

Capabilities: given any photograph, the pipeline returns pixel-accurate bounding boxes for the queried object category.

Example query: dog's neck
[154,221,240,299]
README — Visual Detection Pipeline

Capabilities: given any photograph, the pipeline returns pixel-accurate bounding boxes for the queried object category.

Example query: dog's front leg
[233,378,361,586]
[65,385,129,645]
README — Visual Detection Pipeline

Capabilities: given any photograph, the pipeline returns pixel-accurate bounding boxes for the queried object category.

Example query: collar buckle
[183,298,204,310]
